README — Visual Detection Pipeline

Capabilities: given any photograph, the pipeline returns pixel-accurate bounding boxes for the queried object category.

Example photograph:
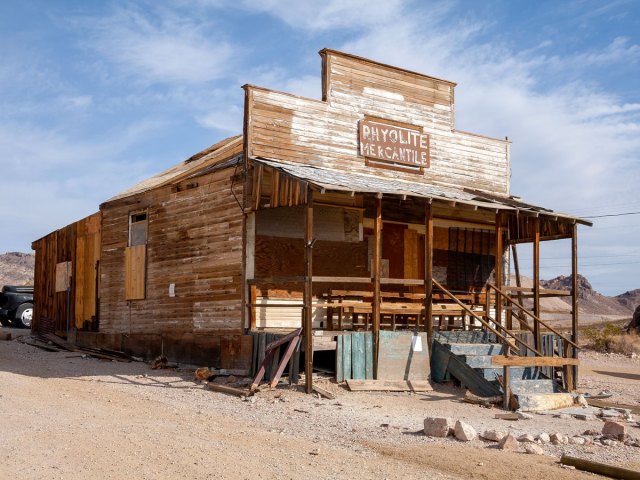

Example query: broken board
[346,379,432,392]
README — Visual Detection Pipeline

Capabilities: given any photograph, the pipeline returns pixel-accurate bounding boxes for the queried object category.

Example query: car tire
[14,303,33,329]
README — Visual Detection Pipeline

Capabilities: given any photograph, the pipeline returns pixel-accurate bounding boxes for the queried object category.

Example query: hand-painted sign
[358,118,430,171]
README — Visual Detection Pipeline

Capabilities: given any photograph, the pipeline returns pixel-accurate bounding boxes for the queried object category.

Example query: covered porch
[243,158,591,395]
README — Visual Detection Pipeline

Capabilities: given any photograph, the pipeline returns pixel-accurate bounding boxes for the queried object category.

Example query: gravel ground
[1,331,639,479]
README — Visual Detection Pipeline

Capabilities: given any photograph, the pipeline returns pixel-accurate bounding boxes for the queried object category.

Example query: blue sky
[1,0,639,295]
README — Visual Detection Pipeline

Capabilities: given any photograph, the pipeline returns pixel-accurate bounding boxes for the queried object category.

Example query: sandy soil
[1,328,639,479]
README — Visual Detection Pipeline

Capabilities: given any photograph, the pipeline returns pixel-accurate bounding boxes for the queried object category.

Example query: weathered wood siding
[31,212,101,333]
[99,167,244,335]
[74,212,101,329]
[245,49,509,196]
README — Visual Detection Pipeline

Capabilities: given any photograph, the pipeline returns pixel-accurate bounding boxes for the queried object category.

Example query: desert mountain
[0,252,35,287]
[540,274,634,316]
[615,288,640,311]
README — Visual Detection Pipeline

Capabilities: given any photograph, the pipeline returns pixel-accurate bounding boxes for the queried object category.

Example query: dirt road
[1,333,637,479]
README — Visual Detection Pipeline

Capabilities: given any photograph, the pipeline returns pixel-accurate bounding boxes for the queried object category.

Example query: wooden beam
[424,201,433,348]
[208,383,251,397]
[510,244,527,330]
[491,355,579,367]
[533,218,541,350]
[372,195,382,378]
[571,223,579,390]
[304,190,314,394]
[494,212,503,328]
[508,233,572,244]
[560,455,640,480]
[346,379,432,392]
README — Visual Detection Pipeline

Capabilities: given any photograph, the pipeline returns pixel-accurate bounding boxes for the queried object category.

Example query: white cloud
[254,0,639,293]
[197,104,243,133]
[0,120,166,252]
[79,5,235,85]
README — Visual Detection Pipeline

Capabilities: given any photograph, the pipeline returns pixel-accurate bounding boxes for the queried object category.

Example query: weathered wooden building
[33,49,591,396]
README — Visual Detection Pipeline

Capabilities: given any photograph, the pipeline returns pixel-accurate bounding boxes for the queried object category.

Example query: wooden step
[446,343,504,356]
[459,355,495,368]
[434,331,498,344]
[507,378,560,395]
[479,366,546,380]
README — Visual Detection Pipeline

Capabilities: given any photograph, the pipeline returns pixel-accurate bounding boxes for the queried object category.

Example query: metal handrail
[432,279,541,357]
[487,283,579,350]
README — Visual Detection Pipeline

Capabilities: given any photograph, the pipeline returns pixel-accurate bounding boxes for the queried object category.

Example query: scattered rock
[517,434,535,443]
[573,414,596,421]
[602,421,627,437]
[538,432,551,444]
[554,413,571,420]
[498,433,519,451]
[550,432,567,445]
[226,375,237,384]
[309,448,320,455]
[524,443,544,455]
[423,417,454,438]
[516,411,533,420]
[194,367,213,382]
[583,429,599,436]
[482,430,507,442]
[454,420,477,442]
[600,408,623,418]
[574,394,589,407]
[602,439,618,447]
[569,436,586,445]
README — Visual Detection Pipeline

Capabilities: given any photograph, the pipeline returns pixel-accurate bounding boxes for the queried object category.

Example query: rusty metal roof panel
[252,157,592,226]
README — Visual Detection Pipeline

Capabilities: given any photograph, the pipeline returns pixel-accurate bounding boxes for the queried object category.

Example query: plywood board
[55,261,72,292]
[403,228,419,279]
[377,331,431,381]
[124,245,146,300]
[346,379,432,392]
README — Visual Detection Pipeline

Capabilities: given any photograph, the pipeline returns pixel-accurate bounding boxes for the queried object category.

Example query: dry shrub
[609,331,640,355]
[584,323,640,354]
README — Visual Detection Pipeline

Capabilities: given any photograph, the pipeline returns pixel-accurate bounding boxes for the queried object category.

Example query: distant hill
[0,252,35,287]
[615,289,640,311]
[540,274,634,317]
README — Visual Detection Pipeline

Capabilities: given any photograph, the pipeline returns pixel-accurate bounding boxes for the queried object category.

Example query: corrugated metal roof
[252,157,592,226]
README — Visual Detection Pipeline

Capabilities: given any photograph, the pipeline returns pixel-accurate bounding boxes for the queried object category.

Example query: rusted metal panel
[377,331,431,381]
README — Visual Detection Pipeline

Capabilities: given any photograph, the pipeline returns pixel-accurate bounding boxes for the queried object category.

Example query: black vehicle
[0,285,33,328]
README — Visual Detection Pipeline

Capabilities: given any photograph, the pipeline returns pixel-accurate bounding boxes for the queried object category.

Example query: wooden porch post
[511,244,526,330]
[304,189,314,394]
[533,218,541,350]
[424,200,433,350]
[494,212,503,329]
[372,194,382,378]
[571,223,579,389]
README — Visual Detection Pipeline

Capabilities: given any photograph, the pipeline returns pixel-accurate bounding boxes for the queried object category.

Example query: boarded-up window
[55,261,72,292]
[129,211,148,246]
[256,205,362,242]
[125,245,146,300]
[447,228,494,289]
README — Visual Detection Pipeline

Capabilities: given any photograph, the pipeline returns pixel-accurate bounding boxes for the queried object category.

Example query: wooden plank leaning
[250,328,302,392]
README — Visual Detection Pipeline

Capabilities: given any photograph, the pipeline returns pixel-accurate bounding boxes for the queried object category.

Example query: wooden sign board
[359,118,430,173]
